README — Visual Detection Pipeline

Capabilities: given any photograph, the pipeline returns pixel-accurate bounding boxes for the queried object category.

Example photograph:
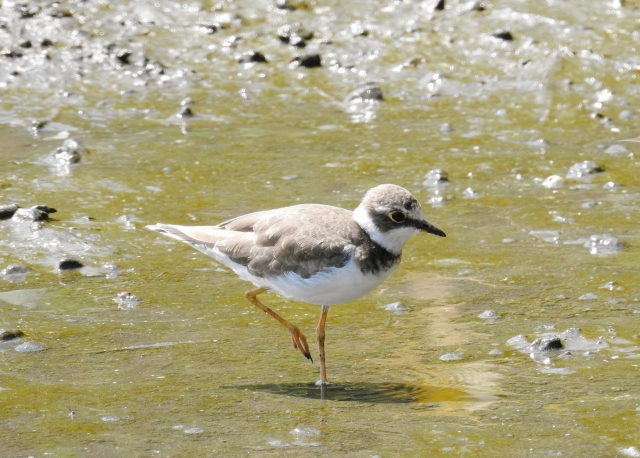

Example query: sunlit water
[1,0,640,456]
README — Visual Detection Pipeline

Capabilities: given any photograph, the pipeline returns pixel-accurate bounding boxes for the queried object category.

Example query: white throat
[352,205,419,255]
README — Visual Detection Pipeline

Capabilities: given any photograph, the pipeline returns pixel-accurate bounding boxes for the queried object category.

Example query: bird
[147,184,446,385]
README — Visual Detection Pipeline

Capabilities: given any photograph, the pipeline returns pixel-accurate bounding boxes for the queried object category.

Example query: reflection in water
[227,382,474,403]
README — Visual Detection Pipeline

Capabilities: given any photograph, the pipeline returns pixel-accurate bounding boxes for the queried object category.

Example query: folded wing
[147,204,359,279]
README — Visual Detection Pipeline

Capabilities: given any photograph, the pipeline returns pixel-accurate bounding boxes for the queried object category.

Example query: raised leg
[245,287,312,362]
[316,305,330,385]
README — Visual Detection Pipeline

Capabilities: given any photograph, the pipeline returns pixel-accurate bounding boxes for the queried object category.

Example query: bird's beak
[417,220,446,237]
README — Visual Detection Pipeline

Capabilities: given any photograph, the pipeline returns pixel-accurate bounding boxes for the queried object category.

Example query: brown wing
[223,204,359,278]
[150,204,361,279]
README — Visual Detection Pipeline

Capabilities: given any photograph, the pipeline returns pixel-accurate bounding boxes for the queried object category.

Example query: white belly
[261,259,398,305]
[207,245,398,305]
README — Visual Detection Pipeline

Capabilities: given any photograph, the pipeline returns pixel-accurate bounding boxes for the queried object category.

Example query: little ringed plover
[147,184,445,385]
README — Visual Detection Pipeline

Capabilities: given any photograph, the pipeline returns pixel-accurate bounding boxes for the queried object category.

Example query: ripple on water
[541,175,564,189]
[600,281,623,291]
[604,144,628,155]
[529,230,560,244]
[384,301,408,313]
[506,335,529,348]
[291,439,321,447]
[113,291,143,310]
[585,234,624,255]
[0,0,637,454]
[539,367,576,375]
[440,352,463,361]
[463,187,481,198]
[602,181,622,190]
[478,310,499,320]
[290,427,321,436]
[427,194,447,207]
[551,214,574,223]
[14,341,46,352]
[268,440,290,447]
[620,447,640,458]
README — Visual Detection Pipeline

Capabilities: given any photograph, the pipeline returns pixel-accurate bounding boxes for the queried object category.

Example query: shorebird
[147,184,445,385]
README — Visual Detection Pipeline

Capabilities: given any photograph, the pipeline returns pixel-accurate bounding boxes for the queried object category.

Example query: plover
[147,184,445,385]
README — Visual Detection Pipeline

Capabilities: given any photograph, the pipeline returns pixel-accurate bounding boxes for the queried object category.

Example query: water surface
[1,0,640,456]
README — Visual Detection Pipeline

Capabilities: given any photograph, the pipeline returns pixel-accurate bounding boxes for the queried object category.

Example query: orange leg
[316,305,330,385]
[245,288,312,362]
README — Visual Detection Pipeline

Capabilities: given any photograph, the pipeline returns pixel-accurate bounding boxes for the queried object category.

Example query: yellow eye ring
[389,211,406,223]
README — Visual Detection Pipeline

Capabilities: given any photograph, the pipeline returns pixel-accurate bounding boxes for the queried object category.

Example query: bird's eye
[389,211,406,223]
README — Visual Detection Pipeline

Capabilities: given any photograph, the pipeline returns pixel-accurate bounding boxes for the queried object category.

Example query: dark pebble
[493,31,514,41]
[51,138,85,164]
[290,54,321,69]
[0,204,19,220]
[52,10,73,19]
[423,168,450,187]
[221,35,244,48]
[347,83,383,102]
[176,107,194,118]
[41,39,54,47]
[350,22,369,37]
[2,49,23,58]
[590,112,613,125]
[17,4,40,19]
[29,120,47,137]
[1,330,25,341]
[528,336,564,352]
[34,205,57,215]
[566,160,603,179]
[145,61,166,76]
[52,147,80,164]
[19,40,32,49]
[59,259,84,270]
[1,264,29,276]
[196,22,218,34]
[289,36,307,48]
[116,50,132,65]
[274,0,295,10]
[278,24,313,48]
[435,0,445,10]
[11,207,52,222]
[238,51,267,64]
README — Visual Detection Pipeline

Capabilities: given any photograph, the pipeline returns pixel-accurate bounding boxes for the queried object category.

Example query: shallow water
[1,0,640,456]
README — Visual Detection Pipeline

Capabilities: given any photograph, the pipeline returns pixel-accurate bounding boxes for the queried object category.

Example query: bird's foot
[289,326,312,362]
